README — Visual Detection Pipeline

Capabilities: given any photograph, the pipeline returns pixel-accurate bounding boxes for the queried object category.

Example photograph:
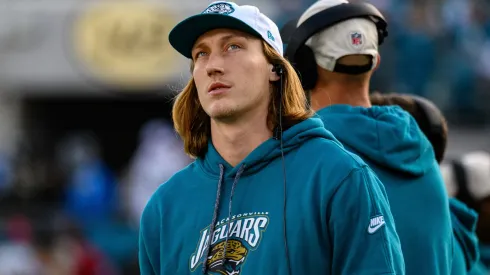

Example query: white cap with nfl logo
[297,0,379,71]
[169,1,283,58]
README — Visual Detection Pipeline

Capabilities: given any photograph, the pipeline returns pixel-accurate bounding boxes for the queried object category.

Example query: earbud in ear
[272,64,284,76]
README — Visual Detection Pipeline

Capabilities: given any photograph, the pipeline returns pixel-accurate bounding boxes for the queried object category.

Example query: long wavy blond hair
[172,41,313,158]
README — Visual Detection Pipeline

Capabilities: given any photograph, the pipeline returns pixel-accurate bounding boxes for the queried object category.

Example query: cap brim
[168,14,261,59]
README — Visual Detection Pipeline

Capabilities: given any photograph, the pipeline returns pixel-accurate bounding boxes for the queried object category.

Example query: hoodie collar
[197,117,338,178]
[317,104,435,176]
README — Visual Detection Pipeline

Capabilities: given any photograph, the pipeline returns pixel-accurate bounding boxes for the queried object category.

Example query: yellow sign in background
[72,1,179,88]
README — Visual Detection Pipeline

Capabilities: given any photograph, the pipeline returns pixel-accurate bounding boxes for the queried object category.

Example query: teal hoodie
[449,198,480,274]
[470,245,490,275]
[317,105,453,275]
[139,117,405,275]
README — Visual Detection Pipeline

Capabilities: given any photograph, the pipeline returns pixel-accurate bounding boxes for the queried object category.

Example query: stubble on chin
[210,108,238,122]
[207,102,241,123]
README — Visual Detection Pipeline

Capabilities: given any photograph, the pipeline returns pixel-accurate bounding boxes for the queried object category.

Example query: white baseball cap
[297,0,379,71]
[169,1,283,59]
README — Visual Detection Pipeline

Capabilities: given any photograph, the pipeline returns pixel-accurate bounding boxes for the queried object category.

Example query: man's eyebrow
[192,42,205,54]
[219,33,249,42]
[193,33,249,52]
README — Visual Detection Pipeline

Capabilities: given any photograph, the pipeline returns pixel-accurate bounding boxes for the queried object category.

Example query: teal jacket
[450,198,481,274]
[469,245,490,275]
[139,117,405,274]
[317,105,453,275]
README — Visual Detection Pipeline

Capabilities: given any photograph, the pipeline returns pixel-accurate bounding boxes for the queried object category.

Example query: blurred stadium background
[0,0,488,274]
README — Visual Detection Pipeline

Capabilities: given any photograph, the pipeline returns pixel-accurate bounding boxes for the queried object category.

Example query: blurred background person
[441,151,490,274]
[121,119,190,228]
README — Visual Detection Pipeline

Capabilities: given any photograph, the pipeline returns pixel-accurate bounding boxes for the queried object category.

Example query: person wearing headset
[370,92,483,275]
[138,1,404,274]
[283,0,452,274]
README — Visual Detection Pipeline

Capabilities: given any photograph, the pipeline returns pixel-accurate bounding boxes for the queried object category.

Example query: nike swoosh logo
[367,222,385,234]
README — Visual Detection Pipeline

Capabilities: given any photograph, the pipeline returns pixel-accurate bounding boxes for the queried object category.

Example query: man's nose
[205,53,225,77]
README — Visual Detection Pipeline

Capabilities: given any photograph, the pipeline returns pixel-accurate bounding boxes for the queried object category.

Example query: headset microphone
[273,64,284,140]
[272,62,292,275]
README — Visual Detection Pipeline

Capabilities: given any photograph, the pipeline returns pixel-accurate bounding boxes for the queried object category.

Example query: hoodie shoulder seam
[331,140,369,169]
[196,161,221,180]
[153,162,211,199]
[330,167,366,206]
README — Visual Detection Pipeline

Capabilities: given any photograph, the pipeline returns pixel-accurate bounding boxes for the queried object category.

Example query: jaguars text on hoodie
[139,117,405,275]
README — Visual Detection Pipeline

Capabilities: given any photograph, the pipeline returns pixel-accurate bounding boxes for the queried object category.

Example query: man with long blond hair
[138,1,404,274]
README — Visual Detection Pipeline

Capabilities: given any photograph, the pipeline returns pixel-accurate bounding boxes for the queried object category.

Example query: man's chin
[209,109,239,123]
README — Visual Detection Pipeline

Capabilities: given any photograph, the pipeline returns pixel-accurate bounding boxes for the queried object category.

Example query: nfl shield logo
[350,32,363,47]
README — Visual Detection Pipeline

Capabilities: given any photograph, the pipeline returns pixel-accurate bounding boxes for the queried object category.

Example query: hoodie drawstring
[222,164,245,262]
[201,164,245,274]
[202,164,225,274]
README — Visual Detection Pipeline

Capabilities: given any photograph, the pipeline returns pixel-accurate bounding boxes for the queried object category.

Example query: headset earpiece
[406,94,446,163]
[410,95,444,135]
[292,45,318,90]
[272,64,284,76]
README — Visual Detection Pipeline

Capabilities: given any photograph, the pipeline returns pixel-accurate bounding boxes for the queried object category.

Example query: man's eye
[227,44,241,51]
[195,51,207,59]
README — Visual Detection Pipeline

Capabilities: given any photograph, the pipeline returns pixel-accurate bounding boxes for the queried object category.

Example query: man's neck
[211,115,272,167]
[310,82,371,111]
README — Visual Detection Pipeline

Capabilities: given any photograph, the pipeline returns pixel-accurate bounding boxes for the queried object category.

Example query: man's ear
[269,64,280,82]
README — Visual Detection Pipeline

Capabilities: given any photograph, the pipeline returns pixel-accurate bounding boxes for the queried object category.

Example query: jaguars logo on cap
[202,2,235,15]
